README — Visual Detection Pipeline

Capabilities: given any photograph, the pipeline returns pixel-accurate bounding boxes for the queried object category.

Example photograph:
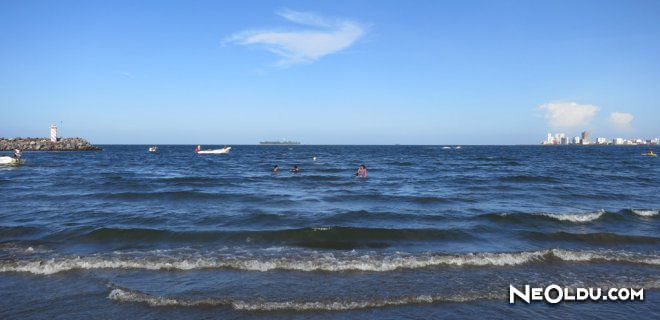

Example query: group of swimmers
[272,163,367,177]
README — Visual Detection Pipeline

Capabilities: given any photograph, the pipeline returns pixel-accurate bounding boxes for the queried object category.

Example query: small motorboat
[442,146,451,150]
[195,145,231,154]
[148,146,157,153]
[642,151,657,157]
[0,156,24,166]
[454,146,462,149]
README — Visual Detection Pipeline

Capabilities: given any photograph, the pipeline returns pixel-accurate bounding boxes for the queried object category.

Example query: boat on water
[455,146,462,149]
[0,156,24,166]
[259,140,301,145]
[442,146,451,149]
[1,149,24,166]
[642,151,657,157]
[148,146,157,153]
[195,145,231,154]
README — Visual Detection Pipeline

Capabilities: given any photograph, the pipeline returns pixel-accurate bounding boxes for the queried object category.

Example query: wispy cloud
[538,101,599,128]
[609,112,634,131]
[226,9,366,67]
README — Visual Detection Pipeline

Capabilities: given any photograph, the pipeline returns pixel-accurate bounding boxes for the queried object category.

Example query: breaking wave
[629,209,659,217]
[479,210,606,223]
[107,287,502,311]
[3,249,658,275]
[540,210,605,222]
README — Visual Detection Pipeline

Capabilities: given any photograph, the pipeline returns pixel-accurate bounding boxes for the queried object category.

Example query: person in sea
[356,164,367,177]
[291,165,300,173]
[273,165,279,173]
[13,149,22,160]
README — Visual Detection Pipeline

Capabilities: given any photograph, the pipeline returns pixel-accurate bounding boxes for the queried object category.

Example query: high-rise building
[581,131,590,144]
[573,136,581,144]
[596,137,607,144]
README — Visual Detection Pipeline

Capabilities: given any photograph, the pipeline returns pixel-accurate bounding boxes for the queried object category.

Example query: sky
[1,0,659,144]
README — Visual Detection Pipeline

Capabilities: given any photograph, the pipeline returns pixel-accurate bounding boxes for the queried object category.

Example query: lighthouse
[50,124,58,142]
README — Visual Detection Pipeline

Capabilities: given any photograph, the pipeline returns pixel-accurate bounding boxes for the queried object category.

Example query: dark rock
[0,137,102,151]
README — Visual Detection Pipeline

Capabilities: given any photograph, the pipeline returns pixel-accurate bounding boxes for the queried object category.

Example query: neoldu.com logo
[510,285,644,304]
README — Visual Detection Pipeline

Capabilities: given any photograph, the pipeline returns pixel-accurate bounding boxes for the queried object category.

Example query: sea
[0,145,658,319]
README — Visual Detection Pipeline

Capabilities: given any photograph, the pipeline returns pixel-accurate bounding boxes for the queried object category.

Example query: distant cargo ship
[259,140,301,145]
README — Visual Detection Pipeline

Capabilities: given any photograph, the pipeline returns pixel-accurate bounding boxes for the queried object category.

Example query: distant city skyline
[542,130,659,145]
[2,1,659,144]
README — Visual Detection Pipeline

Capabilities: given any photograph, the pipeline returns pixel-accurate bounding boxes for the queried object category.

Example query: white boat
[442,146,451,149]
[195,145,231,154]
[0,156,24,166]
[454,146,462,149]
[148,146,157,153]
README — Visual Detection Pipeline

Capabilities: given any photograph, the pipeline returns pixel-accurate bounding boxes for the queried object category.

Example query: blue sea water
[0,145,658,319]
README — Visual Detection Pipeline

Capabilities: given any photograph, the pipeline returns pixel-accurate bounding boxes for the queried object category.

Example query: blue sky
[1,0,659,144]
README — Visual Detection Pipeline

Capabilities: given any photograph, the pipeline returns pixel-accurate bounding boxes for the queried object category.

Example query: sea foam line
[2,249,658,275]
[631,209,659,217]
[107,288,502,311]
[540,209,605,222]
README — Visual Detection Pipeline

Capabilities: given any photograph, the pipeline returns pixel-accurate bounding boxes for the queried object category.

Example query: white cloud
[538,102,599,128]
[609,112,634,131]
[226,9,366,67]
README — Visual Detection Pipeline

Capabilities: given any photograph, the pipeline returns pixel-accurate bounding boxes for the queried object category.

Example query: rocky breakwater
[0,137,102,151]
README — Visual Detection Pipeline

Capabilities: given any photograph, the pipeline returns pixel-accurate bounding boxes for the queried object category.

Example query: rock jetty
[0,137,102,151]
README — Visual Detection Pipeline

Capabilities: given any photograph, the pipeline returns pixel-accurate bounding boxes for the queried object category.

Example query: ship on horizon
[259,139,301,145]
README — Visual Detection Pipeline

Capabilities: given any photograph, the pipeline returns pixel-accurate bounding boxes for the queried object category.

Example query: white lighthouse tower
[50,124,58,142]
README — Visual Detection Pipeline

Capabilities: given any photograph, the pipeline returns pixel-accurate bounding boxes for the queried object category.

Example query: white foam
[631,209,659,217]
[541,209,605,222]
[108,278,660,311]
[2,249,658,275]
[108,288,501,311]
[550,248,660,265]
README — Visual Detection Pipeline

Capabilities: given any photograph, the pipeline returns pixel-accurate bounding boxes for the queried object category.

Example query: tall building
[573,136,581,144]
[581,131,590,144]
[596,137,607,144]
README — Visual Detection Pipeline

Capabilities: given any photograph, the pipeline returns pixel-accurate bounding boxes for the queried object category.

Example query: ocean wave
[520,231,660,244]
[110,277,660,311]
[540,210,605,222]
[108,288,502,311]
[0,226,43,239]
[498,175,559,183]
[97,191,269,202]
[323,210,450,224]
[479,210,606,223]
[629,209,659,217]
[322,193,477,204]
[3,249,658,275]
[155,176,226,183]
[69,226,474,249]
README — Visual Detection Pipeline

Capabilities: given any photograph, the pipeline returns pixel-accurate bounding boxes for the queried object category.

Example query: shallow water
[0,145,658,319]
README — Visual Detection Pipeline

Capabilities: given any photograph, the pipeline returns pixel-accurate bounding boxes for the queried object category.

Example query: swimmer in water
[291,165,300,173]
[272,165,279,173]
[356,164,367,177]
